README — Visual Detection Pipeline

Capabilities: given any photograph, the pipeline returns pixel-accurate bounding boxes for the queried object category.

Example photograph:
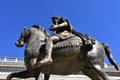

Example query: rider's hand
[50,25,58,31]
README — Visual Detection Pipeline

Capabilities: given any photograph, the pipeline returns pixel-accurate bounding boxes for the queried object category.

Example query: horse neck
[26,29,46,48]
[29,33,46,41]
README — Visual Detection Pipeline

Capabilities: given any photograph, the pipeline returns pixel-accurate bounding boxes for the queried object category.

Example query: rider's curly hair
[52,16,67,24]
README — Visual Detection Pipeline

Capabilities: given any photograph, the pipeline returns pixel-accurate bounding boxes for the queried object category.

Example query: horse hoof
[6,74,12,80]
[34,61,53,68]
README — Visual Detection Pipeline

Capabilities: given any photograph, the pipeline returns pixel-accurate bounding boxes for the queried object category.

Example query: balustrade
[0,57,24,63]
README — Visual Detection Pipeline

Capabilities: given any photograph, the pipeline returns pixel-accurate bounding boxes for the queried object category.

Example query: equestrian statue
[6,16,119,80]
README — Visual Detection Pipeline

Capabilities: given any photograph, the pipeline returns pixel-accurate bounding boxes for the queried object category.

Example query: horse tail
[102,43,119,71]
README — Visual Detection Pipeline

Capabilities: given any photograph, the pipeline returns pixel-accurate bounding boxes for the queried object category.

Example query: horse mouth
[15,41,24,47]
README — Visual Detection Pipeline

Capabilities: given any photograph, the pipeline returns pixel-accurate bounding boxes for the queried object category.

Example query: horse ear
[23,27,27,30]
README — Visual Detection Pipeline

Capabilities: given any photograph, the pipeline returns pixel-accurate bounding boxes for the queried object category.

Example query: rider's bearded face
[52,16,60,25]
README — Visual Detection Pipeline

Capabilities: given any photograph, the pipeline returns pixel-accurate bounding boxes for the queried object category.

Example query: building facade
[0,57,120,80]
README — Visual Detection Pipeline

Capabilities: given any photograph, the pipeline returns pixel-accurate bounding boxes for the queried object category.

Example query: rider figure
[35,16,93,67]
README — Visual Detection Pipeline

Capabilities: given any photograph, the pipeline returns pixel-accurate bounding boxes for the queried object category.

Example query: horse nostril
[15,41,24,47]
[20,42,24,47]
[15,41,19,46]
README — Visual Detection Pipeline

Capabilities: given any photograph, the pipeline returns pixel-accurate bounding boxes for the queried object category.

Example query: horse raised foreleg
[6,70,34,80]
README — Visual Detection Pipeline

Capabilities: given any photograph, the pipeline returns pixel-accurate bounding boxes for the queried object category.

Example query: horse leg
[33,68,43,80]
[44,74,50,80]
[90,64,109,80]
[6,69,34,80]
[81,68,104,80]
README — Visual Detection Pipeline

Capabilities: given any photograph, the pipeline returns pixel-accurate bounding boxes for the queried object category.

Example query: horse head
[15,24,50,47]
[15,27,30,47]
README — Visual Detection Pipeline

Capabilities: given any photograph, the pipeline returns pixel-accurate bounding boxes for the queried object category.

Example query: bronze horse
[6,25,119,80]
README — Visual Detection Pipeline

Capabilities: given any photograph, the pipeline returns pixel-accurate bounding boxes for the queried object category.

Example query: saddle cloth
[53,36,82,49]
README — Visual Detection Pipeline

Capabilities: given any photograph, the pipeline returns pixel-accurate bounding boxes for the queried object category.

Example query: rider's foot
[34,58,53,68]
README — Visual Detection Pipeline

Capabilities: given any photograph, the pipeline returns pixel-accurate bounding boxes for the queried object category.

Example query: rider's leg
[37,36,60,66]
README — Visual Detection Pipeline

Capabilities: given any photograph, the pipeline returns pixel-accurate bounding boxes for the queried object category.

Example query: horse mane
[32,24,50,37]
[39,26,50,37]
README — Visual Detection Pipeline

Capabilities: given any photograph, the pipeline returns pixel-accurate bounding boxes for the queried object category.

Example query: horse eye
[21,32,25,37]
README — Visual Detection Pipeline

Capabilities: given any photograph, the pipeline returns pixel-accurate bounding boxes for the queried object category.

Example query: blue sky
[0,0,120,64]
